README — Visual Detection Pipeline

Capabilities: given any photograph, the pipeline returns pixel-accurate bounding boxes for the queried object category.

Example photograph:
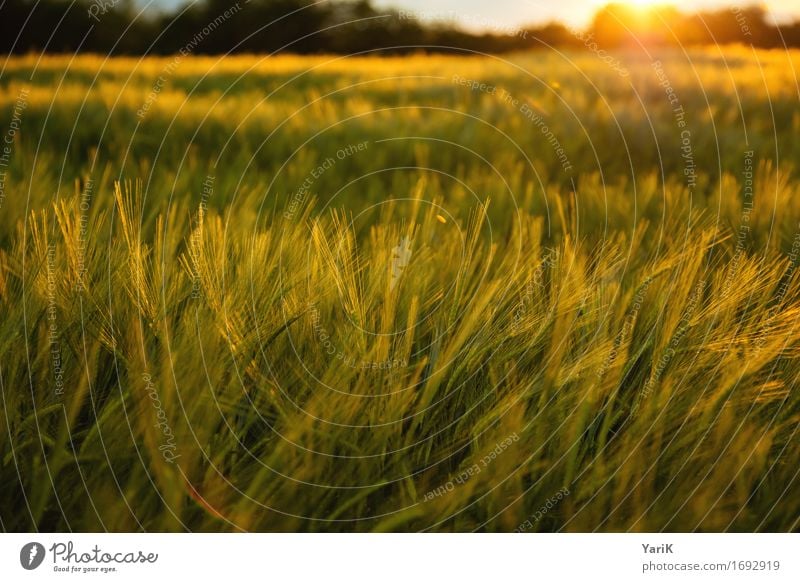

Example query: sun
[619,0,673,21]
[622,0,674,14]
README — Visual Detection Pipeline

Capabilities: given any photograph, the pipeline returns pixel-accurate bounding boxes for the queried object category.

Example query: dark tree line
[1,0,797,55]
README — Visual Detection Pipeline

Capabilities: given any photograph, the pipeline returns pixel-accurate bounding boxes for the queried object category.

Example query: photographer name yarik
[642,543,674,554]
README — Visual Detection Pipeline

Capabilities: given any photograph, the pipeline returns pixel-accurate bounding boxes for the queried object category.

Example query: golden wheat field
[0,48,799,533]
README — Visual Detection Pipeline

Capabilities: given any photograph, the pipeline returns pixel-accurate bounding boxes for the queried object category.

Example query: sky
[371,0,800,29]
[145,1,800,30]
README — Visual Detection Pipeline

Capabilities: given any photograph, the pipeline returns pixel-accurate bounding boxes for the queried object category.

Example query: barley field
[1,48,799,532]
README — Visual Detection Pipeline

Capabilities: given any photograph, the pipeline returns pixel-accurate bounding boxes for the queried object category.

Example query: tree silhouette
[0,1,794,55]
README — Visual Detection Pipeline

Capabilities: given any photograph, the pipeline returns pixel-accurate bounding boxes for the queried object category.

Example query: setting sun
[625,0,663,6]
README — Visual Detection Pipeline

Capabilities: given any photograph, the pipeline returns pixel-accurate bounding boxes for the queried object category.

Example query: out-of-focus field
[1,49,799,532]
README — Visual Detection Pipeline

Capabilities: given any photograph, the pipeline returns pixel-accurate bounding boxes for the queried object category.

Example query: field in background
[1,49,799,532]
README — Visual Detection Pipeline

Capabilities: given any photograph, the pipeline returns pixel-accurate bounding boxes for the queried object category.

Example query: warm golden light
[625,0,663,6]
